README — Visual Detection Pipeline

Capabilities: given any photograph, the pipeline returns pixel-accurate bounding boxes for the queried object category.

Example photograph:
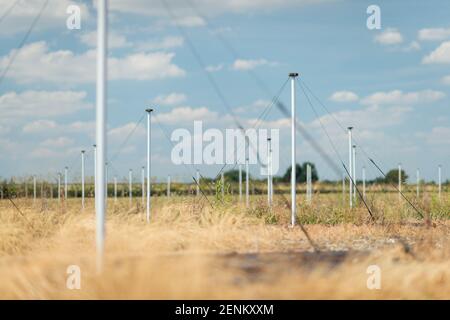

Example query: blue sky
[0,0,449,183]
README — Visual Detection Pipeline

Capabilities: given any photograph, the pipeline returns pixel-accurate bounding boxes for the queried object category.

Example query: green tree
[223,169,240,182]
[384,169,408,184]
[281,162,319,183]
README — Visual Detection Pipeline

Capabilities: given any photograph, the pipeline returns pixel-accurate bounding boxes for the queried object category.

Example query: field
[0,185,449,299]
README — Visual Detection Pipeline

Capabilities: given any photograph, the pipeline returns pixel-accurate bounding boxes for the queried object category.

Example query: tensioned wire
[299,79,425,220]
[0,0,49,88]
[297,79,374,220]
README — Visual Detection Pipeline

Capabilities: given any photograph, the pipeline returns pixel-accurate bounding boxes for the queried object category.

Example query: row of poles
[346,127,444,205]
[92,1,444,270]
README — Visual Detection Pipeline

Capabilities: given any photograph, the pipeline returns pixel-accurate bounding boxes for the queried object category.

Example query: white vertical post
[146,108,153,223]
[33,175,36,202]
[64,166,68,199]
[196,169,200,196]
[342,172,345,204]
[352,145,356,203]
[95,0,107,272]
[269,143,273,203]
[398,163,402,201]
[57,173,61,201]
[245,158,249,208]
[438,165,442,200]
[221,171,225,198]
[416,168,420,198]
[306,163,312,202]
[362,166,366,199]
[141,166,145,206]
[114,176,117,203]
[290,72,298,227]
[167,175,171,197]
[238,163,242,202]
[129,169,133,207]
[348,127,353,208]
[267,137,271,207]
[81,150,85,209]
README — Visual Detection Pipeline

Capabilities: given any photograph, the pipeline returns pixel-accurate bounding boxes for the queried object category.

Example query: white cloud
[422,41,450,64]
[0,90,91,119]
[402,41,421,52]
[418,27,450,41]
[41,137,74,148]
[108,122,146,141]
[232,58,277,71]
[310,105,411,132]
[205,64,224,72]
[23,120,95,136]
[419,127,450,145]
[361,90,446,106]
[30,148,61,159]
[23,120,58,133]
[153,92,187,106]
[374,28,403,45]
[235,99,271,113]
[329,91,359,103]
[442,75,450,85]
[173,16,206,27]
[155,106,218,125]
[0,0,90,35]
[135,36,184,51]
[67,121,95,134]
[0,41,186,84]
[107,0,323,17]
[79,31,132,49]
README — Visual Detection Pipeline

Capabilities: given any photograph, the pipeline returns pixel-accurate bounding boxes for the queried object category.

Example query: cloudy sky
[0,0,449,183]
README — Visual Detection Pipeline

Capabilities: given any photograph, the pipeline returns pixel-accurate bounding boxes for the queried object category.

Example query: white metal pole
[342,172,345,204]
[307,163,311,202]
[290,72,298,227]
[267,138,270,206]
[352,144,356,203]
[33,175,36,202]
[57,173,61,202]
[269,144,273,203]
[348,127,353,208]
[167,175,171,197]
[95,0,107,272]
[129,169,133,207]
[81,150,85,209]
[114,176,117,203]
[64,166,68,199]
[141,166,145,206]
[245,158,249,208]
[146,108,153,223]
[398,163,402,201]
[238,163,242,202]
[196,169,200,196]
[416,168,420,198]
[438,165,442,200]
[362,166,366,199]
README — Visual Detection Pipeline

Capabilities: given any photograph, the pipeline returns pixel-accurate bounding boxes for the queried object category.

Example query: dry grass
[0,192,449,299]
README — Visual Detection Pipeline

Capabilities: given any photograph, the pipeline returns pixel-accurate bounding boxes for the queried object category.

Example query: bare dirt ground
[0,194,448,299]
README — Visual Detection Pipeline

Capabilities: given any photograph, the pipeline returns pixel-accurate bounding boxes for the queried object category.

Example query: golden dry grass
[0,192,449,299]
